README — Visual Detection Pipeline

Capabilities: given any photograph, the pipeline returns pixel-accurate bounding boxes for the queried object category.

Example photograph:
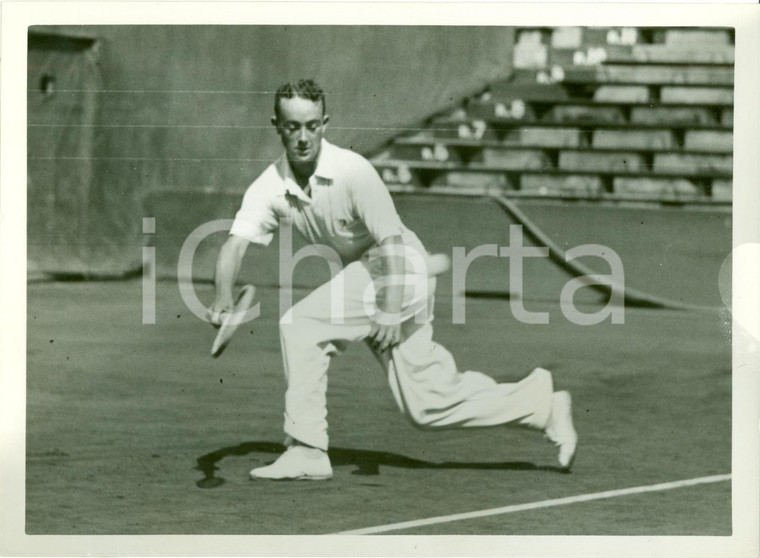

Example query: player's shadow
[195,441,568,488]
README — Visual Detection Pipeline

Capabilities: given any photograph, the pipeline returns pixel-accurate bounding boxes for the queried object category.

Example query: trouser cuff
[284,422,329,451]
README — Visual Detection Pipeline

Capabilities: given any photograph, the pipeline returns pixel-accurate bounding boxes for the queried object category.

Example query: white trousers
[278,256,554,451]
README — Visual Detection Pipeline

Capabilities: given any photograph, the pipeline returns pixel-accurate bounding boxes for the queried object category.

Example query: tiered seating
[373,26,734,203]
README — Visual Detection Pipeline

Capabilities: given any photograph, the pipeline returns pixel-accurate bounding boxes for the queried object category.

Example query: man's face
[272,97,329,166]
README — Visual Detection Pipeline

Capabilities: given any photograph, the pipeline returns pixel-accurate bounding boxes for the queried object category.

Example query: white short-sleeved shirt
[230,139,412,264]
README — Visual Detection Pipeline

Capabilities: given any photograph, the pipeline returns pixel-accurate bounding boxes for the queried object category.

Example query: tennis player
[207,79,577,480]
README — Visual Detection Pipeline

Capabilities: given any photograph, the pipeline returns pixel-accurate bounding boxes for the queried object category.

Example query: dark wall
[40,25,514,193]
[30,25,514,274]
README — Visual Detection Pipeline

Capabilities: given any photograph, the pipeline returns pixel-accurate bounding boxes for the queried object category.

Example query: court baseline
[332,473,731,535]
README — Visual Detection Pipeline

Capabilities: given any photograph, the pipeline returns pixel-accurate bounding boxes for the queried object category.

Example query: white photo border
[2,2,758,557]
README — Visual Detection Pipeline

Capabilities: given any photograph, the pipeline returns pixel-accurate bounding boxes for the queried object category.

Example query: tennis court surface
[26,271,731,535]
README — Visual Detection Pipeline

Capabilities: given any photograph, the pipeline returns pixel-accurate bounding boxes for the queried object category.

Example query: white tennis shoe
[545,391,578,471]
[249,445,333,481]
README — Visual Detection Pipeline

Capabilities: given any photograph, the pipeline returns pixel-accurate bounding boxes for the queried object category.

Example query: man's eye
[285,125,300,133]
[307,123,320,132]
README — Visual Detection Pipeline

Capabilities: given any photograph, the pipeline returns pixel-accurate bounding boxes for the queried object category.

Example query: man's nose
[298,127,308,143]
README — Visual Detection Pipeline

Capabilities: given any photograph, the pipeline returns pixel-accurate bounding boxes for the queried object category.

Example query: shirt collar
[312,138,335,182]
[277,139,335,202]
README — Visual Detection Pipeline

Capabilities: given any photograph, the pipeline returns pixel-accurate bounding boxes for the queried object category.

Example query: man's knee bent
[402,407,446,430]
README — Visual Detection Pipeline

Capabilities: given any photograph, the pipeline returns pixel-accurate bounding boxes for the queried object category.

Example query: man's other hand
[369,322,402,352]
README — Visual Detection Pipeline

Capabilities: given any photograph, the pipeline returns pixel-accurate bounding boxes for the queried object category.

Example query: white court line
[332,473,731,535]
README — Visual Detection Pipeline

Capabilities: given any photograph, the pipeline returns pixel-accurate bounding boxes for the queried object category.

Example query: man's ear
[271,116,279,128]
[322,114,330,128]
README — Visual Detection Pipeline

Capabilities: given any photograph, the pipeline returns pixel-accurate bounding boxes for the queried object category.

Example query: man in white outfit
[208,79,577,480]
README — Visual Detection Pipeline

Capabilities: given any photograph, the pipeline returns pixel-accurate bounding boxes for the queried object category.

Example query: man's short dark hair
[274,79,326,120]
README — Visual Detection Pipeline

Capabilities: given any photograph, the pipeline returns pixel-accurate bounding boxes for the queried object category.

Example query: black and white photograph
[1,2,759,557]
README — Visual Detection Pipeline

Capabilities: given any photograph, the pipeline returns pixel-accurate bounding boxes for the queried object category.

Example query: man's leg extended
[370,316,577,469]
[372,321,554,430]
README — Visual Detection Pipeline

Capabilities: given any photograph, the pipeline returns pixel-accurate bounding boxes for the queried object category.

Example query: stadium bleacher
[372,26,734,204]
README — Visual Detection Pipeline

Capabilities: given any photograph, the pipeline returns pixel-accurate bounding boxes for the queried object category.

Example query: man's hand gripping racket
[207,285,256,358]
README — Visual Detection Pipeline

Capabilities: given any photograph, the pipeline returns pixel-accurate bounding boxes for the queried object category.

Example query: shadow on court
[195,441,569,488]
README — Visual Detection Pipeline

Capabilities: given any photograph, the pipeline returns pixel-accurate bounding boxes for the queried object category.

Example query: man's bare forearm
[214,235,250,307]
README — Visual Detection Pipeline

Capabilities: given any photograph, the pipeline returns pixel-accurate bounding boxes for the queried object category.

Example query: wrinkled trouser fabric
[278,254,554,451]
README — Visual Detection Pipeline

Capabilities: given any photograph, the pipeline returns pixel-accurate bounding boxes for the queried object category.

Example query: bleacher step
[653,153,732,174]
[683,131,733,152]
[630,107,718,126]
[660,29,733,47]
[594,86,650,103]
[392,137,731,157]
[614,177,705,198]
[551,105,627,124]
[608,44,734,65]
[592,130,675,150]
[559,151,646,172]
[522,127,584,147]
[549,45,734,67]
[482,149,550,168]
[592,65,734,86]
[660,87,733,104]
[521,175,603,196]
